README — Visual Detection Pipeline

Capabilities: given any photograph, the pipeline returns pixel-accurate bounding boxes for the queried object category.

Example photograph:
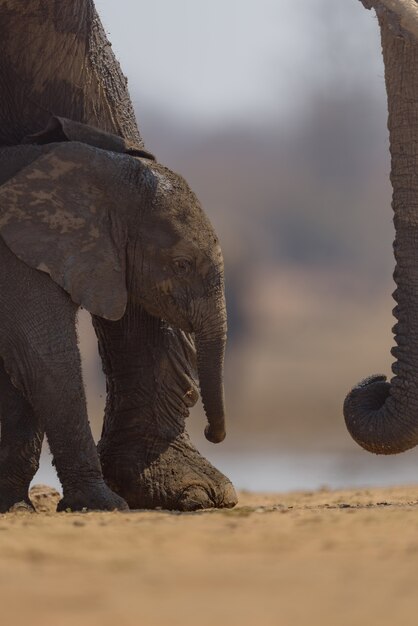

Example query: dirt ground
[2,484,418,626]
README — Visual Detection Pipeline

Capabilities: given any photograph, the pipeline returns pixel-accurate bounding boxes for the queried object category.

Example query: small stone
[73,520,86,527]
[9,501,32,513]
[29,485,61,513]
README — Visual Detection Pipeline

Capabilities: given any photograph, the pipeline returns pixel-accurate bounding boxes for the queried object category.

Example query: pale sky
[95,0,384,127]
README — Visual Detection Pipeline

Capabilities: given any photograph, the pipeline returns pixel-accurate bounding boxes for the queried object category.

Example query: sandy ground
[2,485,418,626]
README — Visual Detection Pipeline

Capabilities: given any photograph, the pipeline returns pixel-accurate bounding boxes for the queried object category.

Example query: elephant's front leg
[93,304,237,511]
[0,260,129,513]
[32,338,128,513]
[0,358,43,512]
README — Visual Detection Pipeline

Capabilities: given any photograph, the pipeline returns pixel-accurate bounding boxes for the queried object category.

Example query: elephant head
[0,117,227,444]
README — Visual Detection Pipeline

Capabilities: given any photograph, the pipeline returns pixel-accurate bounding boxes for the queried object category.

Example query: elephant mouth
[133,291,194,334]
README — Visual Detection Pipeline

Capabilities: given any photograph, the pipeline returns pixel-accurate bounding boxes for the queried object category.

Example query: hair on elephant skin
[0,117,228,512]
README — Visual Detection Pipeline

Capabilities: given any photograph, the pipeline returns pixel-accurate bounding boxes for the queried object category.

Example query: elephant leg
[0,249,128,513]
[0,358,43,512]
[8,343,128,512]
[30,331,128,512]
[37,353,127,513]
[93,304,237,511]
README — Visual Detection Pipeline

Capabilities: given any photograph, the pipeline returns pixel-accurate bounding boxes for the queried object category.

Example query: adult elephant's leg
[93,304,237,511]
[0,359,43,512]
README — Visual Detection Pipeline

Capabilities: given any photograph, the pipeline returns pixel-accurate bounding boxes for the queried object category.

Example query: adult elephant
[0,0,237,511]
[344,4,418,454]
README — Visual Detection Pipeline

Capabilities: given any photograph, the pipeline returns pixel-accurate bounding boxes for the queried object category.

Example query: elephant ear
[22,116,156,160]
[0,142,129,321]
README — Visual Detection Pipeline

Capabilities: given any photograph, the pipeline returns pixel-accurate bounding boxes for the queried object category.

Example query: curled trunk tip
[343,374,418,455]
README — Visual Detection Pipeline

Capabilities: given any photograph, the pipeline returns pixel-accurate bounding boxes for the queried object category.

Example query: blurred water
[32,449,418,495]
[215,451,418,492]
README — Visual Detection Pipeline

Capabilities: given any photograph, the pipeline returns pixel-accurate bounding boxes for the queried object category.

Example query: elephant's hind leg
[0,358,43,512]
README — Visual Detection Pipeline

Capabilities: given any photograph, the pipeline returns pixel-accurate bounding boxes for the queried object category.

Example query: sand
[1,484,418,626]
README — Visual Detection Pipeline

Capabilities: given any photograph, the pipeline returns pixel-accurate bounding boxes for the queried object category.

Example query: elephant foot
[57,482,128,512]
[0,480,34,513]
[99,433,238,511]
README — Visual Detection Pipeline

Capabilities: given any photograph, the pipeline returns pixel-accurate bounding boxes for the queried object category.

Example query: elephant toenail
[177,486,212,511]
[220,482,238,508]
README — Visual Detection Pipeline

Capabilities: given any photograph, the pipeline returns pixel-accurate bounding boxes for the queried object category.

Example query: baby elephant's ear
[0,142,128,321]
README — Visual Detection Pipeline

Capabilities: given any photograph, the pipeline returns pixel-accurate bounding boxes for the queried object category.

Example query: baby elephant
[0,117,228,512]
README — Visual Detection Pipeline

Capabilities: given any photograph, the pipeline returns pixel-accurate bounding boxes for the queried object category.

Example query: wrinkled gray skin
[344,5,418,455]
[0,0,236,512]
[0,119,228,512]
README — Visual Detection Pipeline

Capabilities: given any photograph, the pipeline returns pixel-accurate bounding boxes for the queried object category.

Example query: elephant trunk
[344,219,418,454]
[344,12,418,455]
[194,303,227,444]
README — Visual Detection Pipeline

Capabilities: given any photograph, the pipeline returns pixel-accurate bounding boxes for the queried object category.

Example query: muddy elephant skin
[0,118,228,511]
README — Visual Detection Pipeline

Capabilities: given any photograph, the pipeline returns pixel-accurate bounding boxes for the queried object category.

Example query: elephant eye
[173,258,192,276]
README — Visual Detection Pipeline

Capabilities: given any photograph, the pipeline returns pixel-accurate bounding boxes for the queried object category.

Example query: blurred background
[37,0,418,492]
